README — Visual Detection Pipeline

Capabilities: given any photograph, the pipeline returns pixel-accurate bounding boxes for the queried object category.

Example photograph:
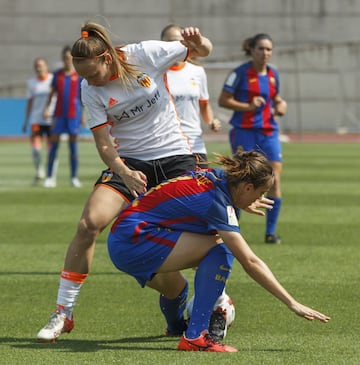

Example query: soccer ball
[186,291,236,328]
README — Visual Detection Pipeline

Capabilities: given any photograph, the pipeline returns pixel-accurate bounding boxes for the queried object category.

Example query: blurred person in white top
[22,57,56,184]
[161,24,222,168]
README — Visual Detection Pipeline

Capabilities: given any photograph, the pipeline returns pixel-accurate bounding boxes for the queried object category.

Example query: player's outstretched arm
[288,301,330,322]
[218,230,331,323]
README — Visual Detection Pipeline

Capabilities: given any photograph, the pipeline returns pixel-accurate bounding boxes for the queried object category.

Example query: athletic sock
[69,141,78,178]
[56,270,88,319]
[47,142,59,177]
[266,197,282,235]
[185,243,234,339]
[32,147,41,174]
[160,281,188,334]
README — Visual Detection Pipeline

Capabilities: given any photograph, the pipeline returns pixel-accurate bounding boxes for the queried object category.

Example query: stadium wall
[1,0,360,135]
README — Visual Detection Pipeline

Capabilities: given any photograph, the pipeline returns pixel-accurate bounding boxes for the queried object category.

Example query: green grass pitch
[0,140,359,364]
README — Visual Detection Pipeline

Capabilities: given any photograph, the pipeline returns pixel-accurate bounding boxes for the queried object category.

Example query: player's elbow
[218,95,226,108]
[241,256,262,275]
[218,92,231,109]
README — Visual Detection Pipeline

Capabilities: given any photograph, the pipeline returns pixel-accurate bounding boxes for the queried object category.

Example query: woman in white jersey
[161,24,221,168]
[37,21,214,342]
[22,57,55,185]
[37,21,273,342]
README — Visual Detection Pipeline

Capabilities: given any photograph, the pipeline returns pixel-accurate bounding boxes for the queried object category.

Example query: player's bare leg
[37,186,128,342]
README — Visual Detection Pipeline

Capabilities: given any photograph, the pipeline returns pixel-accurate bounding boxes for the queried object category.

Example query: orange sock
[60,270,88,283]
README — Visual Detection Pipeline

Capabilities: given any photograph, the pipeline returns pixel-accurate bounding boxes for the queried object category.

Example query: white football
[186,291,235,328]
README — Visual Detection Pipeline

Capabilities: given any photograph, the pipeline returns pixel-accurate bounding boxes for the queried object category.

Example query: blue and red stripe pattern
[108,168,240,286]
[52,70,82,119]
[111,169,240,237]
[222,61,279,134]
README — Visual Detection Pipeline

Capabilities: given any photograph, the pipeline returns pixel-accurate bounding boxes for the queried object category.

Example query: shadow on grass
[2,335,181,352]
[1,336,297,353]
[0,271,120,276]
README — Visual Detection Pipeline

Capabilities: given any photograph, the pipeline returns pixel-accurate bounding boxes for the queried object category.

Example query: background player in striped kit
[43,45,85,188]
[218,33,287,244]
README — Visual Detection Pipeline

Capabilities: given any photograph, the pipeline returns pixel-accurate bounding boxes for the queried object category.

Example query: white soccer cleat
[187,291,235,341]
[43,177,56,188]
[37,166,46,179]
[209,307,227,341]
[71,177,82,188]
[37,311,74,343]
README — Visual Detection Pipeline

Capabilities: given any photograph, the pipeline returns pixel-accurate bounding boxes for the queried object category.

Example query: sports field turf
[0,140,359,364]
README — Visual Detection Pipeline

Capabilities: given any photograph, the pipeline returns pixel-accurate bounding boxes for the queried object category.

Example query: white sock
[56,278,83,319]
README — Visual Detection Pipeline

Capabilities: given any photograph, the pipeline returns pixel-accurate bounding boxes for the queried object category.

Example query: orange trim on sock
[61,270,88,284]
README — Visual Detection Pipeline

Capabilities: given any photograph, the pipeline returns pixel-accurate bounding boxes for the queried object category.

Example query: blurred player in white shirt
[23,57,56,184]
[161,24,221,168]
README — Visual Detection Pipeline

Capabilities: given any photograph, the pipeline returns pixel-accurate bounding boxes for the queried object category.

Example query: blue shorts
[52,116,81,136]
[229,128,282,162]
[108,223,182,287]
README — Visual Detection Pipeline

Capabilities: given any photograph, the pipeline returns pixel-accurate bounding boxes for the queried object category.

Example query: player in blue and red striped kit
[218,33,287,244]
[43,45,84,188]
[108,149,330,352]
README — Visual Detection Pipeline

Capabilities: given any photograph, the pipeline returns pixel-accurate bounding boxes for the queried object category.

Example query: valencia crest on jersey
[137,73,151,87]
[101,170,113,183]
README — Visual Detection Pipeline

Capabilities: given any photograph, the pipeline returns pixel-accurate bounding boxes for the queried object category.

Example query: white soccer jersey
[82,40,192,160]
[166,62,209,154]
[26,73,55,126]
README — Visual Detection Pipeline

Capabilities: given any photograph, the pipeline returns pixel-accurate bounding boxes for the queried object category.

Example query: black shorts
[94,154,197,202]
[31,124,51,137]
[194,153,209,169]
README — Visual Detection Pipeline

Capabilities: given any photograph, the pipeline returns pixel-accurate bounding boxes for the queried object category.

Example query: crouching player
[107,149,330,352]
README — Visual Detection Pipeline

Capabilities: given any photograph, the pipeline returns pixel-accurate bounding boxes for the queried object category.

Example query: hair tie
[81,31,89,38]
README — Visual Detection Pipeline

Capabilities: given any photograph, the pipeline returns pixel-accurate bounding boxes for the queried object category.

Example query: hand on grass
[289,302,331,323]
